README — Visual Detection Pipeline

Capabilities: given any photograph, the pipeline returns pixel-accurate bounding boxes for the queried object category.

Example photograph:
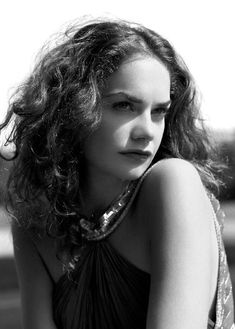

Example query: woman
[1,18,234,329]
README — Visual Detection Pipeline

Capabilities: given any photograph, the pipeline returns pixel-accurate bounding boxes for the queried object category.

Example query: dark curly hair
[0,17,224,261]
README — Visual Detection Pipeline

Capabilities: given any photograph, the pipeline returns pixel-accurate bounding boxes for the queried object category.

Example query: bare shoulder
[138,157,216,249]
[140,160,219,327]
[143,158,203,192]
[12,222,53,255]
[11,222,38,254]
[140,158,212,220]
[12,222,62,283]
[11,223,58,327]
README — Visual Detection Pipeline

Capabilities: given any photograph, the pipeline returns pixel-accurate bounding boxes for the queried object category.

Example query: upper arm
[12,223,57,329]
[144,159,216,329]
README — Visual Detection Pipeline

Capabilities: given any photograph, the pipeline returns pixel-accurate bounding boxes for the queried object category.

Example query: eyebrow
[103,92,172,108]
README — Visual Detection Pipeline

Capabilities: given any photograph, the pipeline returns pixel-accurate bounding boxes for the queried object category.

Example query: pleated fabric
[53,188,234,329]
[53,241,150,329]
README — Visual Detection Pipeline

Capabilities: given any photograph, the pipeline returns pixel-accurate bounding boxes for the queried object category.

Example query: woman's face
[83,55,171,182]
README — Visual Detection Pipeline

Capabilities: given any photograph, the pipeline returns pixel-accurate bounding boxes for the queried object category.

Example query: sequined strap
[208,193,235,329]
[81,167,151,242]
[208,192,225,232]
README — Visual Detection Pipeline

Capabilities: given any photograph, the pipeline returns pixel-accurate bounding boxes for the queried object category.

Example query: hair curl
[0,17,224,261]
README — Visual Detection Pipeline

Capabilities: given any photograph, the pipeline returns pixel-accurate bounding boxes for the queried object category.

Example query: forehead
[103,56,171,102]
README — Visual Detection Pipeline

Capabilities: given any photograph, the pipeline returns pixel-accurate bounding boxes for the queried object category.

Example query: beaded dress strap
[208,192,234,329]
[209,195,224,329]
[80,166,152,242]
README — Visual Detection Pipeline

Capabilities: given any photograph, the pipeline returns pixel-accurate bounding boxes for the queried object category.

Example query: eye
[152,107,169,118]
[112,101,134,111]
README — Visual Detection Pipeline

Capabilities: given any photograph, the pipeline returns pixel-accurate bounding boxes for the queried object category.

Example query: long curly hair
[0,17,224,260]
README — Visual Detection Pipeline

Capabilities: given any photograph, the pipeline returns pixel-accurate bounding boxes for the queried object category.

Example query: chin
[120,164,151,181]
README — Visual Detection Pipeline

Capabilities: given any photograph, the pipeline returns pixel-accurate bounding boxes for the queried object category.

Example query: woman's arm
[12,223,58,329]
[144,159,218,329]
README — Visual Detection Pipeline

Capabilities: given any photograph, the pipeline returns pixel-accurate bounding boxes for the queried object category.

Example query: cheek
[112,126,129,146]
[154,121,165,147]
[84,123,118,159]
[101,117,130,146]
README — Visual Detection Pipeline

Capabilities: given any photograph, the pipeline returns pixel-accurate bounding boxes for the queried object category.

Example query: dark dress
[53,171,234,329]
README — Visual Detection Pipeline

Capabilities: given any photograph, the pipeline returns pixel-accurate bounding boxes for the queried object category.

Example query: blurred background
[0,0,235,328]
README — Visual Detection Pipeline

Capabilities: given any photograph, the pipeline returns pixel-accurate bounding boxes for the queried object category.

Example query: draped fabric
[53,241,150,329]
[52,178,234,329]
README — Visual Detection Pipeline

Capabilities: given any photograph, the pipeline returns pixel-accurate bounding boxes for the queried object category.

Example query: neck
[80,166,128,218]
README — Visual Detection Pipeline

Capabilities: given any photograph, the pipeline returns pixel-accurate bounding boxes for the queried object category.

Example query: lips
[119,149,152,161]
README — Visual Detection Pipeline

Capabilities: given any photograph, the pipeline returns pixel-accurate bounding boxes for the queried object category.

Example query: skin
[12,55,219,329]
[81,55,171,215]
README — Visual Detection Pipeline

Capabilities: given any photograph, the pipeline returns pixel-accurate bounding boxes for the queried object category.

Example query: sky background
[0,0,234,131]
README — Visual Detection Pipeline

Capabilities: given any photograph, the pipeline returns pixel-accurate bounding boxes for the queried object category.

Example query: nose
[131,112,155,142]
